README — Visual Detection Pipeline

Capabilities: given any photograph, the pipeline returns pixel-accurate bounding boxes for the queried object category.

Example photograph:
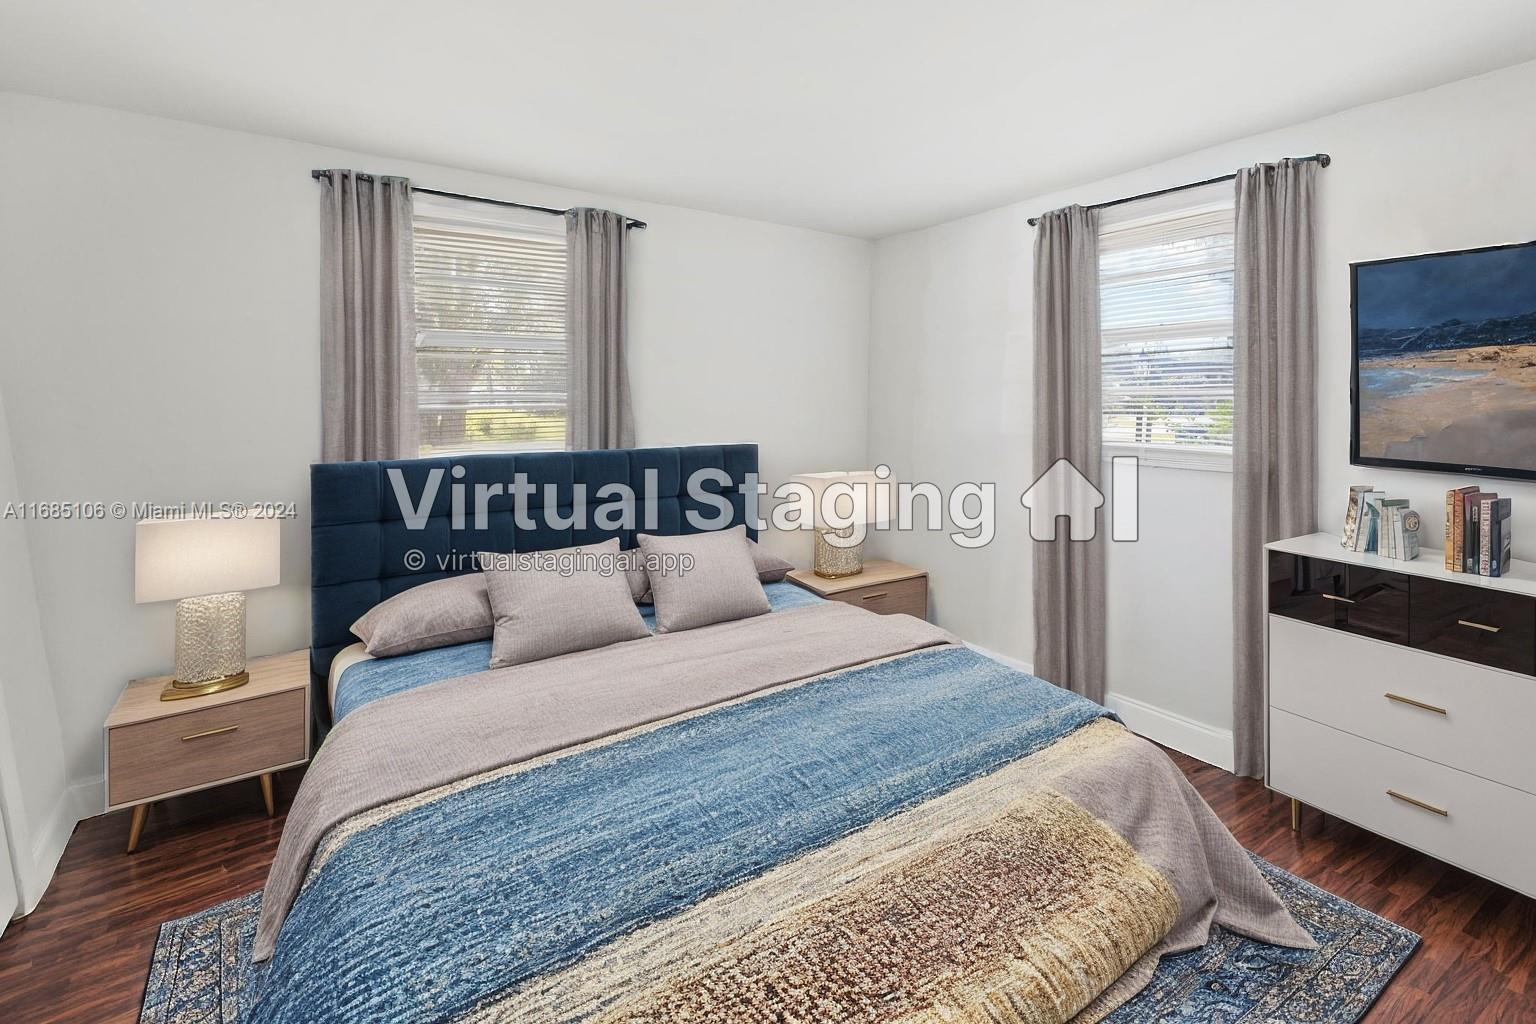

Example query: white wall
[0,92,872,799]
[869,59,1536,759]
[7,54,1536,898]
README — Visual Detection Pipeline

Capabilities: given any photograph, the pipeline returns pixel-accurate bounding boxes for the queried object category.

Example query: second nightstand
[105,649,310,853]
[786,558,928,619]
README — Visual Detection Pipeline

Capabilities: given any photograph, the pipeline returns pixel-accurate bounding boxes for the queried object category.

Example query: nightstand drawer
[830,576,927,618]
[107,688,305,806]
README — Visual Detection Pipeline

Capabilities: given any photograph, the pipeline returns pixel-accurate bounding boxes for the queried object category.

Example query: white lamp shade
[788,470,892,528]
[135,516,281,604]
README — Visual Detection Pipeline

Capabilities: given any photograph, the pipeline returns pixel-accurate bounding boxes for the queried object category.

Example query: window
[1099,185,1235,469]
[412,195,568,454]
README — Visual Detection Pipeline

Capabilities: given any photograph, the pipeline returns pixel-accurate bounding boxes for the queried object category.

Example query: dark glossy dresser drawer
[1268,550,1346,627]
[1268,550,1410,644]
[1410,577,1536,676]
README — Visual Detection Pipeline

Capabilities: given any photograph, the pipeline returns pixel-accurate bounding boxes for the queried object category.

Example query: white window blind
[412,197,568,454]
[1099,190,1235,467]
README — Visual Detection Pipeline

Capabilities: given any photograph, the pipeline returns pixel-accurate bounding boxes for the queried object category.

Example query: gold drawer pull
[1384,693,1448,716]
[1320,593,1355,604]
[1457,619,1501,634]
[182,724,239,742]
[860,591,889,601]
[1387,789,1449,817]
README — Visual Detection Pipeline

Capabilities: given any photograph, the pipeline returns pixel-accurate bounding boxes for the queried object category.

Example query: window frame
[1097,183,1236,473]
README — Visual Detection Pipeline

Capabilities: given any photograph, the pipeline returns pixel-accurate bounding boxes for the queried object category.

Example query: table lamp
[135,516,281,700]
[788,470,890,578]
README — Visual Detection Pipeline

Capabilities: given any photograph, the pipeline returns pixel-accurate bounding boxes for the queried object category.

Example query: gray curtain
[1032,205,1106,704]
[317,170,418,462]
[1232,159,1318,777]
[566,208,635,450]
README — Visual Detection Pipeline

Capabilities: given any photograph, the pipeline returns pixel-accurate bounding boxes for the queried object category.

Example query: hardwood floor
[0,771,300,1024]
[1169,750,1536,1024]
[1,754,1533,1023]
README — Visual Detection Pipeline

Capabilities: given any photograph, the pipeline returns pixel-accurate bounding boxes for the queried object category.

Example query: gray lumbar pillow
[482,537,649,668]
[638,526,772,633]
[351,574,493,658]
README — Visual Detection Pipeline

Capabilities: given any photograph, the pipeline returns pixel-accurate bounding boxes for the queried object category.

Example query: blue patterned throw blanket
[249,604,1314,1024]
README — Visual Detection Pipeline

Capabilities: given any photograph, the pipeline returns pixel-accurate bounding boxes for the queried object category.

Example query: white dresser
[1267,532,1536,899]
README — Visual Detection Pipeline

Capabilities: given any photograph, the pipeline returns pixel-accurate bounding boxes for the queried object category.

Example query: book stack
[1340,485,1421,560]
[1446,486,1513,577]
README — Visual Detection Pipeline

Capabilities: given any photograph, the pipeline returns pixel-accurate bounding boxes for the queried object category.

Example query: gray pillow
[638,526,772,633]
[636,537,793,603]
[483,538,649,668]
[479,540,648,604]
[615,547,653,602]
[350,574,492,658]
[749,539,794,583]
[478,542,649,603]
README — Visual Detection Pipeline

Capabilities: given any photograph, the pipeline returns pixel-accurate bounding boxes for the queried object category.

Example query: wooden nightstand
[786,559,928,619]
[105,649,310,853]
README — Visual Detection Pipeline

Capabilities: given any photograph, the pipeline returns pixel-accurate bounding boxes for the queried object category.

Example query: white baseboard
[23,803,70,913]
[966,643,1033,675]
[968,645,1235,772]
[18,792,76,915]
[14,776,101,915]
[69,775,104,820]
[1105,692,1234,773]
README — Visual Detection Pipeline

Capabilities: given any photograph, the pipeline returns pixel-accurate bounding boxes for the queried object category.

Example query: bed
[250,443,1312,1024]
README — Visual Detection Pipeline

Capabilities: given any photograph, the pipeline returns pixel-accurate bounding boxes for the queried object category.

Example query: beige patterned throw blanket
[462,720,1312,1024]
[249,606,1313,1024]
[588,788,1177,1024]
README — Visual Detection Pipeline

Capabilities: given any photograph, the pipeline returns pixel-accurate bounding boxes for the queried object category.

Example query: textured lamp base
[163,592,250,701]
[813,527,865,579]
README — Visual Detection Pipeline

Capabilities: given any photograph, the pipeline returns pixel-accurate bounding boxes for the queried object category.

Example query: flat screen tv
[1352,240,1536,482]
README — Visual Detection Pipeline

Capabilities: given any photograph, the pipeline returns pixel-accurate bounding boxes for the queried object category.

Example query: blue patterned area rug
[140,854,1417,1023]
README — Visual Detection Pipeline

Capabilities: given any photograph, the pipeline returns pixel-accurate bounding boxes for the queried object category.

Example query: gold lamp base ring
[161,670,250,702]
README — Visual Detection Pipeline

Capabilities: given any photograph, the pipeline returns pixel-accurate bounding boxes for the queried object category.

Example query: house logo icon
[1020,456,1139,542]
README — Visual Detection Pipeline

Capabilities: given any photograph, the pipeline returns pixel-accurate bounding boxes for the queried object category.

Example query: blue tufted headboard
[310,443,759,726]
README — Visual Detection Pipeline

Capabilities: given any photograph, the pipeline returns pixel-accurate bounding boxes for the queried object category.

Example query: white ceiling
[4,1,1536,238]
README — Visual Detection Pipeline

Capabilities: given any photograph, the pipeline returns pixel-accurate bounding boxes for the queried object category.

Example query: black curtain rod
[309,170,647,229]
[1026,154,1330,227]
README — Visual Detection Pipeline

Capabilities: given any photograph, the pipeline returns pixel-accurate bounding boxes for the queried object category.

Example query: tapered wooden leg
[1290,798,1301,832]
[260,773,275,817]
[127,803,149,854]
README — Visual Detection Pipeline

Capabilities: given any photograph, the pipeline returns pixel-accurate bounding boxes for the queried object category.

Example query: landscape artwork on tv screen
[1354,240,1536,478]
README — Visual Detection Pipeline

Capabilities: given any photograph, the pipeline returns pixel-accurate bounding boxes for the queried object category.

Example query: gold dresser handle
[1457,619,1501,633]
[1387,789,1449,817]
[860,592,888,601]
[1384,693,1448,716]
[182,724,239,742]
[1320,593,1355,604]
